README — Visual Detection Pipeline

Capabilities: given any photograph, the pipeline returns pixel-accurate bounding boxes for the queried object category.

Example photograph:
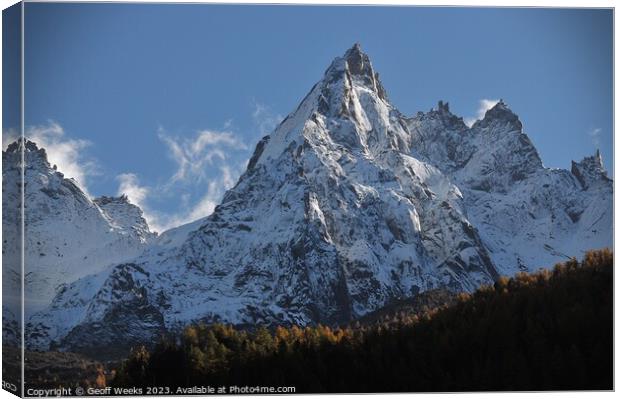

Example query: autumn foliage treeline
[113,249,613,392]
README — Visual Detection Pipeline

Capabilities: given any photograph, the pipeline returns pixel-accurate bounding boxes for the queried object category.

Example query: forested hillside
[113,249,613,392]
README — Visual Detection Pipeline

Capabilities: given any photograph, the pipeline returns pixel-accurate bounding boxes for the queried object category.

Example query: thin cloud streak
[117,128,249,233]
[158,128,247,185]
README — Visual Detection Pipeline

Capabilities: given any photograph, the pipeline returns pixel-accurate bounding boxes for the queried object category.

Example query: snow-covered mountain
[21,44,612,356]
[2,140,23,347]
[2,140,155,330]
[406,100,612,276]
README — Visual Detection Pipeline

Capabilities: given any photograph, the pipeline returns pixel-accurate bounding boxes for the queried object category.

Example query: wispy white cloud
[116,166,240,233]
[3,121,98,195]
[124,100,285,231]
[587,127,602,148]
[252,100,283,136]
[158,128,247,184]
[464,99,500,128]
[116,128,249,233]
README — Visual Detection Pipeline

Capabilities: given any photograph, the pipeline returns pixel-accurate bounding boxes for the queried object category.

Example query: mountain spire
[571,150,610,189]
[343,42,370,76]
[322,44,388,102]
[474,99,523,131]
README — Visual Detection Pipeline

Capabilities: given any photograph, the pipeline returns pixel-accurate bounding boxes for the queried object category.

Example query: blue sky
[7,3,613,231]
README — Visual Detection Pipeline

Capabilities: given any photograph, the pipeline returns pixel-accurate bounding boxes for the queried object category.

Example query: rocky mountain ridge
[2,140,156,345]
[3,45,610,355]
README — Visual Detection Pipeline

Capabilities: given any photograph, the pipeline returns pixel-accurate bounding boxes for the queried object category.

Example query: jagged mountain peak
[4,138,22,154]
[5,138,45,156]
[94,195,156,243]
[2,138,156,318]
[251,44,400,167]
[5,138,45,160]
[322,44,388,103]
[573,149,606,173]
[472,99,523,132]
[474,99,522,131]
[4,138,63,175]
[346,42,363,54]
[421,100,469,129]
[436,100,451,113]
[94,194,131,206]
[571,149,610,189]
[342,42,372,76]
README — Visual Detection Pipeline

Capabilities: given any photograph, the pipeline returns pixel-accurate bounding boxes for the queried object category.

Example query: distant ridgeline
[113,249,612,392]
